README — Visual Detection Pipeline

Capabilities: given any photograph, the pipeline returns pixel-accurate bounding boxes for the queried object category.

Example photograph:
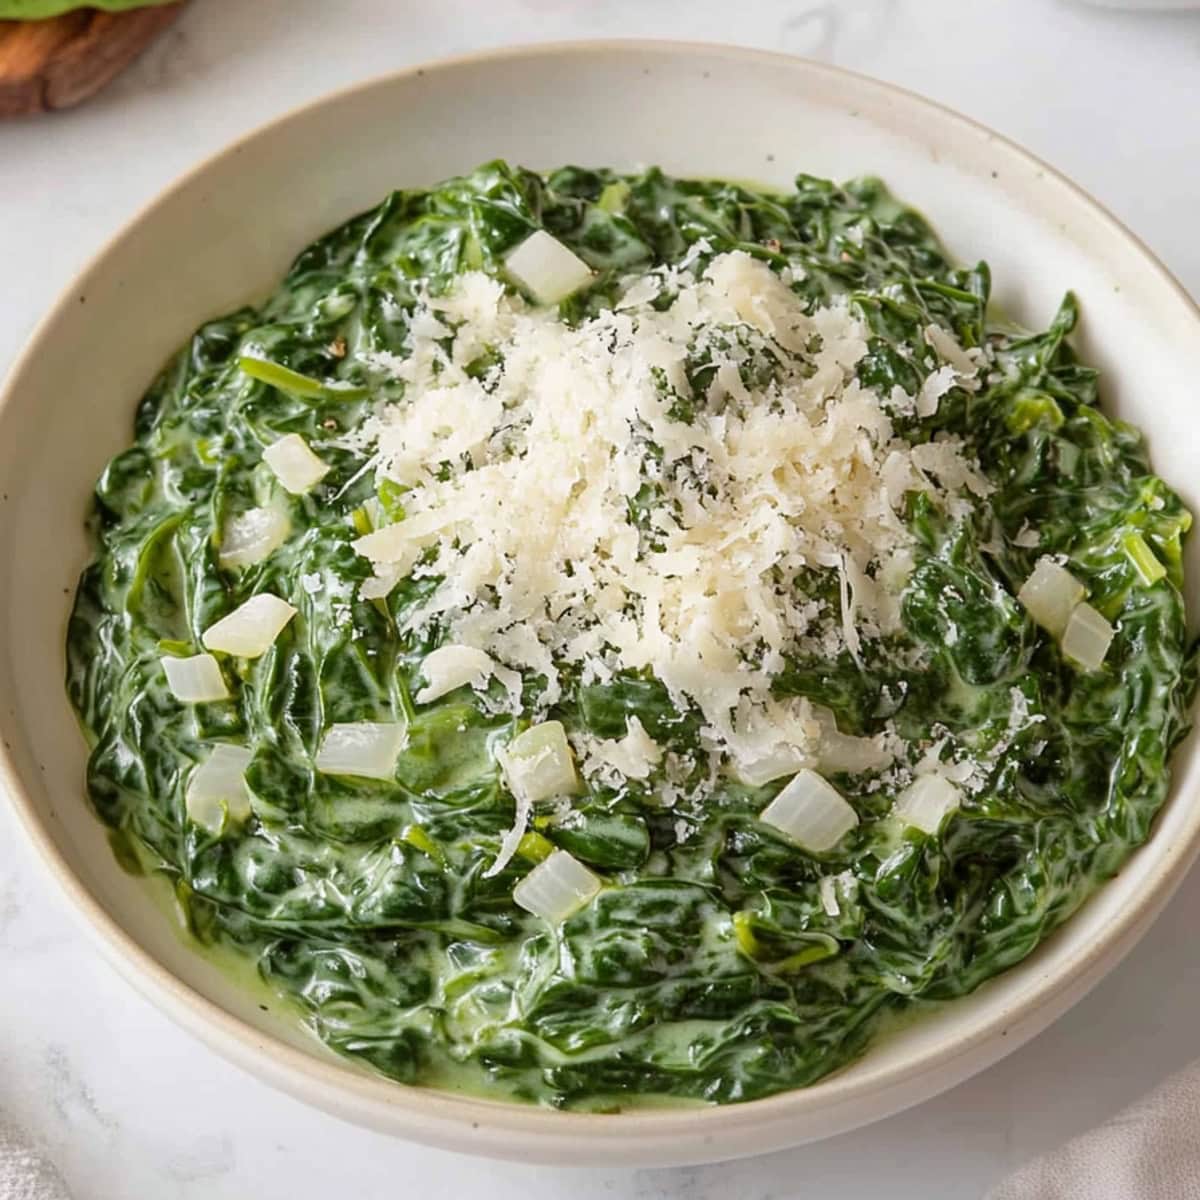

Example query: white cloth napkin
[0,1115,70,1200]
[989,1060,1200,1199]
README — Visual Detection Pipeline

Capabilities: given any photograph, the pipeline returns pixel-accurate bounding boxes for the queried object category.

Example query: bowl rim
[3,36,1199,1163]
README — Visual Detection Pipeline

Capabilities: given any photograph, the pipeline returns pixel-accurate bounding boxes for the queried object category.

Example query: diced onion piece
[415,644,496,704]
[736,746,810,788]
[812,706,893,775]
[513,849,601,924]
[186,744,253,833]
[760,769,859,854]
[504,230,593,305]
[1017,557,1085,637]
[819,732,891,774]
[315,721,407,780]
[893,775,961,835]
[161,653,229,703]
[1061,601,1115,671]
[263,433,330,494]
[499,720,580,804]
[218,506,291,569]
[202,594,296,658]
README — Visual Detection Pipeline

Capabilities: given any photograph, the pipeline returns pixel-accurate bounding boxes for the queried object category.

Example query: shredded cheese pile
[353,250,989,781]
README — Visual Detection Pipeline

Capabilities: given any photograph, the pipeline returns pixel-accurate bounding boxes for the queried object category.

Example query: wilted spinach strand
[66,161,1197,1108]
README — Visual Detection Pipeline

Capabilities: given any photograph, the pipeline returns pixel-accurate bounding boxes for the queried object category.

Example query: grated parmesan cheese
[577,716,664,786]
[352,253,990,785]
[924,324,984,380]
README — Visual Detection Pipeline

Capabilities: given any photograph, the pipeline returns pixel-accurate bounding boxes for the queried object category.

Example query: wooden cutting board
[0,2,184,117]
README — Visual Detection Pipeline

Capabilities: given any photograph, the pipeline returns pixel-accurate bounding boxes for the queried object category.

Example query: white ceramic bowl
[2,41,1198,1167]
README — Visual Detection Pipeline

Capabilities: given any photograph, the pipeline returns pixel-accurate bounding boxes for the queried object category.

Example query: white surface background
[2,2,1200,1197]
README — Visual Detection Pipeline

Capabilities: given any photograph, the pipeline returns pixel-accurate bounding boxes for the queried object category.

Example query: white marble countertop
[3,2,1200,1196]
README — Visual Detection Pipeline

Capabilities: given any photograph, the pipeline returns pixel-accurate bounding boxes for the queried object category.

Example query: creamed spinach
[67,163,1196,1107]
